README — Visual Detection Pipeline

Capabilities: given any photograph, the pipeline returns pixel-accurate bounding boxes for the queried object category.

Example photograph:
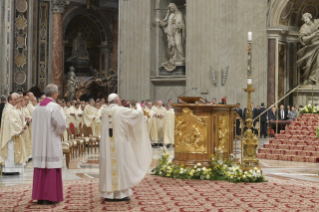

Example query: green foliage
[152,148,266,183]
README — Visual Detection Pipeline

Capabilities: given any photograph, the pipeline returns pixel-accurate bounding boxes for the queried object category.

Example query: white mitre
[108,93,118,103]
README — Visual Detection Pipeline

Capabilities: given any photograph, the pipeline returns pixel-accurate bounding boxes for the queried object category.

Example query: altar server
[32,84,67,204]
[99,93,152,201]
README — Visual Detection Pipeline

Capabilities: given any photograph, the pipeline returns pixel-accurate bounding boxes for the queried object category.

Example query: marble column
[51,0,69,98]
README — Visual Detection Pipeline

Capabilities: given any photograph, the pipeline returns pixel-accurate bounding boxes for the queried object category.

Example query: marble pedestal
[159,66,185,76]
[293,86,319,107]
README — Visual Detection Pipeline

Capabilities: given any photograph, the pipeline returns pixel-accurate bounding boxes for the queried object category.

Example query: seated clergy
[63,101,76,129]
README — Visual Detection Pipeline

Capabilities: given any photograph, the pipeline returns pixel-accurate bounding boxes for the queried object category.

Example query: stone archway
[63,6,113,45]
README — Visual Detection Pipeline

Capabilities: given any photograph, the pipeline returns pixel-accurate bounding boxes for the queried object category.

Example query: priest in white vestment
[21,98,32,159]
[163,105,175,147]
[99,94,152,201]
[94,102,103,136]
[83,99,97,134]
[32,84,67,204]
[0,93,27,173]
[153,101,167,139]
[74,103,83,129]
[57,99,68,141]
[144,102,158,142]
[27,92,36,115]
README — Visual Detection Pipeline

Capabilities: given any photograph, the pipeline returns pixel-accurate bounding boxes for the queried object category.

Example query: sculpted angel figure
[297,13,319,85]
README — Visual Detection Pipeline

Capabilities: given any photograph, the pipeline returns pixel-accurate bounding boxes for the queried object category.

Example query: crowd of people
[234,101,299,138]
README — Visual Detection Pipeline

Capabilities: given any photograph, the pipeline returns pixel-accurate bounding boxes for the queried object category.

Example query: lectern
[172,97,237,167]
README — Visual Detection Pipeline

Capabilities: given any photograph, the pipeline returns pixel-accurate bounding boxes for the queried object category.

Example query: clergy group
[0,84,177,204]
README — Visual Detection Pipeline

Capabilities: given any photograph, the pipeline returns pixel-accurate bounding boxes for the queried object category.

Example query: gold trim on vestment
[108,111,119,191]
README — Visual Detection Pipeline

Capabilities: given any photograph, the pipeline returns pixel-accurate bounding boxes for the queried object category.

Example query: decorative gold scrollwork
[174,108,208,154]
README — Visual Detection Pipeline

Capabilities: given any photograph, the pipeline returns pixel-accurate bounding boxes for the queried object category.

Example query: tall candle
[248,32,252,41]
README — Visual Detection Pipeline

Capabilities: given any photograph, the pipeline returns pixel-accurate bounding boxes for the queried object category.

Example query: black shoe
[41,200,57,205]
[37,200,44,205]
[166,144,170,148]
[105,197,130,202]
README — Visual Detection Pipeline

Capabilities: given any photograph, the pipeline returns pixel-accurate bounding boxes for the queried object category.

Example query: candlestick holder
[240,40,261,171]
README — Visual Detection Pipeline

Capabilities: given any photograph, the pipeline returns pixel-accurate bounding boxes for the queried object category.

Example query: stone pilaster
[51,0,69,98]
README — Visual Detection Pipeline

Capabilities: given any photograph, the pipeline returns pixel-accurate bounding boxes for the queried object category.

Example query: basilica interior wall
[118,0,152,101]
[119,0,268,106]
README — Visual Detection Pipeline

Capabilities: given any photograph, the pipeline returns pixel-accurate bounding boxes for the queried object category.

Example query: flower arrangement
[299,105,319,115]
[152,148,266,183]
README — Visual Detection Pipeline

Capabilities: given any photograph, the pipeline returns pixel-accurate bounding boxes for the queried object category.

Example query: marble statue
[67,32,90,62]
[90,66,99,78]
[297,13,319,85]
[156,3,186,71]
[66,66,80,101]
[107,69,117,93]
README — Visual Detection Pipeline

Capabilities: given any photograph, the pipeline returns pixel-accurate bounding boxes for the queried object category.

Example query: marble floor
[1,137,319,187]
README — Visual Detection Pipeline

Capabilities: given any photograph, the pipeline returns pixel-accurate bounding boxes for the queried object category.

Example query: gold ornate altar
[172,97,238,167]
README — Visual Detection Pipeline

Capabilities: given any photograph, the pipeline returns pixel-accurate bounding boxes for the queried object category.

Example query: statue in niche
[155,3,186,72]
[297,13,319,85]
[66,66,80,101]
[67,32,90,62]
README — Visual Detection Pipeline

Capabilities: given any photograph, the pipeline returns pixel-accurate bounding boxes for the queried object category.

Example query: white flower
[223,164,227,168]
[179,171,184,174]
[257,170,261,174]
[254,167,257,170]
[243,175,246,178]
[230,176,233,179]
[206,175,210,179]
[196,168,201,172]
[212,158,215,161]
[159,171,162,175]
[180,168,184,171]
[202,167,206,171]
[197,163,201,166]
[194,165,197,169]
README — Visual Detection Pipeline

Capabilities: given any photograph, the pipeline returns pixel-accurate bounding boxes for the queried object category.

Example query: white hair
[44,84,58,97]
[12,92,19,97]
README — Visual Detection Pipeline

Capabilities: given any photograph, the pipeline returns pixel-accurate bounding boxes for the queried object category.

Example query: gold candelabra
[240,35,261,171]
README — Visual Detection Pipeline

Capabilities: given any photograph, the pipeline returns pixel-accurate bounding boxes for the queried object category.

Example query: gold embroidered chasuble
[0,103,25,164]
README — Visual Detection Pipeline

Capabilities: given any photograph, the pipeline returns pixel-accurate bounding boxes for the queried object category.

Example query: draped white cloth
[99,103,152,198]
[32,100,67,168]
[144,108,158,142]
[163,108,175,144]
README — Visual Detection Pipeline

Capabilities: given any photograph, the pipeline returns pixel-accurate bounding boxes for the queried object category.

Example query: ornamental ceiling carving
[279,0,319,27]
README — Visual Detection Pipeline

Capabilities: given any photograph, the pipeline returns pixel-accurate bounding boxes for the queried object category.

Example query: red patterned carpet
[1,175,319,211]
